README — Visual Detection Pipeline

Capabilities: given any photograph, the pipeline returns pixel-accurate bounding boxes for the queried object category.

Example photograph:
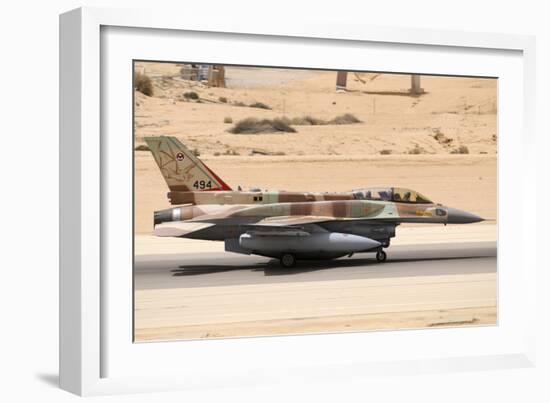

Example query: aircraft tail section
[143,136,232,192]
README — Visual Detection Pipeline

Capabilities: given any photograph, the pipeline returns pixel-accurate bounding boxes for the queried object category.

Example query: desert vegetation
[451,145,470,154]
[229,118,296,134]
[283,113,361,126]
[431,129,454,146]
[183,91,199,100]
[134,72,153,96]
[408,144,428,155]
[134,144,150,151]
[248,101,271,110]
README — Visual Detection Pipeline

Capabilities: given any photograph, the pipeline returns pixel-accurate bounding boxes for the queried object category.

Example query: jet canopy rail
[352,187,433,204]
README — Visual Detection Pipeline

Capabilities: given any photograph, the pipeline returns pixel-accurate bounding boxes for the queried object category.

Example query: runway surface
[135,241,496,289]
[134,241,497,341]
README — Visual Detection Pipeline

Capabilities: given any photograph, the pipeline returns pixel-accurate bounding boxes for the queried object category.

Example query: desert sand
[134,63,496,156]
[136,307,497,342]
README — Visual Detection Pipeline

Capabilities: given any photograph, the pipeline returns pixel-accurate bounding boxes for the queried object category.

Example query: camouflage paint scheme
[144,136,483,265]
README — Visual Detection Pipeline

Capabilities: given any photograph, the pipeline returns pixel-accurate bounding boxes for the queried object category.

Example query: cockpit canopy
[353,187,433,204]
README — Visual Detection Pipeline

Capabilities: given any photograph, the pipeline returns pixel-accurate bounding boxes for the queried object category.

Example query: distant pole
[215,66,226,88]
[207,66,215,86]
[336,71,348,91]
[410,75,423,95]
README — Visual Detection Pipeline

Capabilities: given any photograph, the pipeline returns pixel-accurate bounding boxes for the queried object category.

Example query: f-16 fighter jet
[144,136,484,267]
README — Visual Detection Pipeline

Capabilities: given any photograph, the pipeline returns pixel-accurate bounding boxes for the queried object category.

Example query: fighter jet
[144,136,484,267]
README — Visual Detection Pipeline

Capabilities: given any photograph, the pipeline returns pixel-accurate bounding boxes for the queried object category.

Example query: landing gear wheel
[280,253,296,268]
[376,250,387,262]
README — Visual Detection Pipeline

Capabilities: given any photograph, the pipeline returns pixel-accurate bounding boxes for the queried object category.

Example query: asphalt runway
[135,241,496,289]
[134,241,497,341]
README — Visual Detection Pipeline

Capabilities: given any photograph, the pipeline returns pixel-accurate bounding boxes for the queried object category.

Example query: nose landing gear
[376,250,387,262]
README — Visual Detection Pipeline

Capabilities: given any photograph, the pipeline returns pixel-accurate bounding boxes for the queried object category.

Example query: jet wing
[243,214,445,235]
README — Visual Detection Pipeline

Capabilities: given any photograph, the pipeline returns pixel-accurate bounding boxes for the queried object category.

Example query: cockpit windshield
[353,187,433,204]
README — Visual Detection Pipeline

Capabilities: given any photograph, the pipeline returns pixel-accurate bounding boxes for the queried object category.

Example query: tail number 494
[193,180,213,190]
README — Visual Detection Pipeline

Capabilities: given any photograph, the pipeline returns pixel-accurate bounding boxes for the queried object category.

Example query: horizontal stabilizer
[154,222,214,237]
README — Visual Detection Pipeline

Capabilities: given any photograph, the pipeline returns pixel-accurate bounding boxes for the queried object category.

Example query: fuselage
[166,190,353,205]
[154,199,449,241]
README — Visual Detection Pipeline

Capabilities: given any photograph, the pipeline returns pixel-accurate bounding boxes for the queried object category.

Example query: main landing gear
[280,253,297,268]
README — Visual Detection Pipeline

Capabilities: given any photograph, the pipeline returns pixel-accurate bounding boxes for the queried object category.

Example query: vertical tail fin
[143,136,232,192]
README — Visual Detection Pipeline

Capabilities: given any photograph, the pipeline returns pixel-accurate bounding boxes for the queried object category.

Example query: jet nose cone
[446,207,484,224]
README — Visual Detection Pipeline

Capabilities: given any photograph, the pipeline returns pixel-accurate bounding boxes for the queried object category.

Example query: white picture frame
[60,6,537,396]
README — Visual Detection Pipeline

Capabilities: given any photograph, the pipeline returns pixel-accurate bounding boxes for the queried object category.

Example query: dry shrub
[433,131,445,142]
[218,96,228,103]
[250,149,285,156]
[223,116,233,124]
[329,113,361,125]
[249,102,271,110]
[229,118,296,134]
[432,129,453,145]
[451,145,469,154]
[408,145,427,155]
[289,114,361,126]
[250,149,269,155]
[183,91,199,100]
[379,149,392,155]
[291,115,326,125]
[134,144,150,151]
[270,118,296,133]
[134,72,153,96]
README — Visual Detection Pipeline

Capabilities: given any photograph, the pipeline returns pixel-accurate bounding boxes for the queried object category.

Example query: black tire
[376,250,387,262]
[280,253,296,268]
